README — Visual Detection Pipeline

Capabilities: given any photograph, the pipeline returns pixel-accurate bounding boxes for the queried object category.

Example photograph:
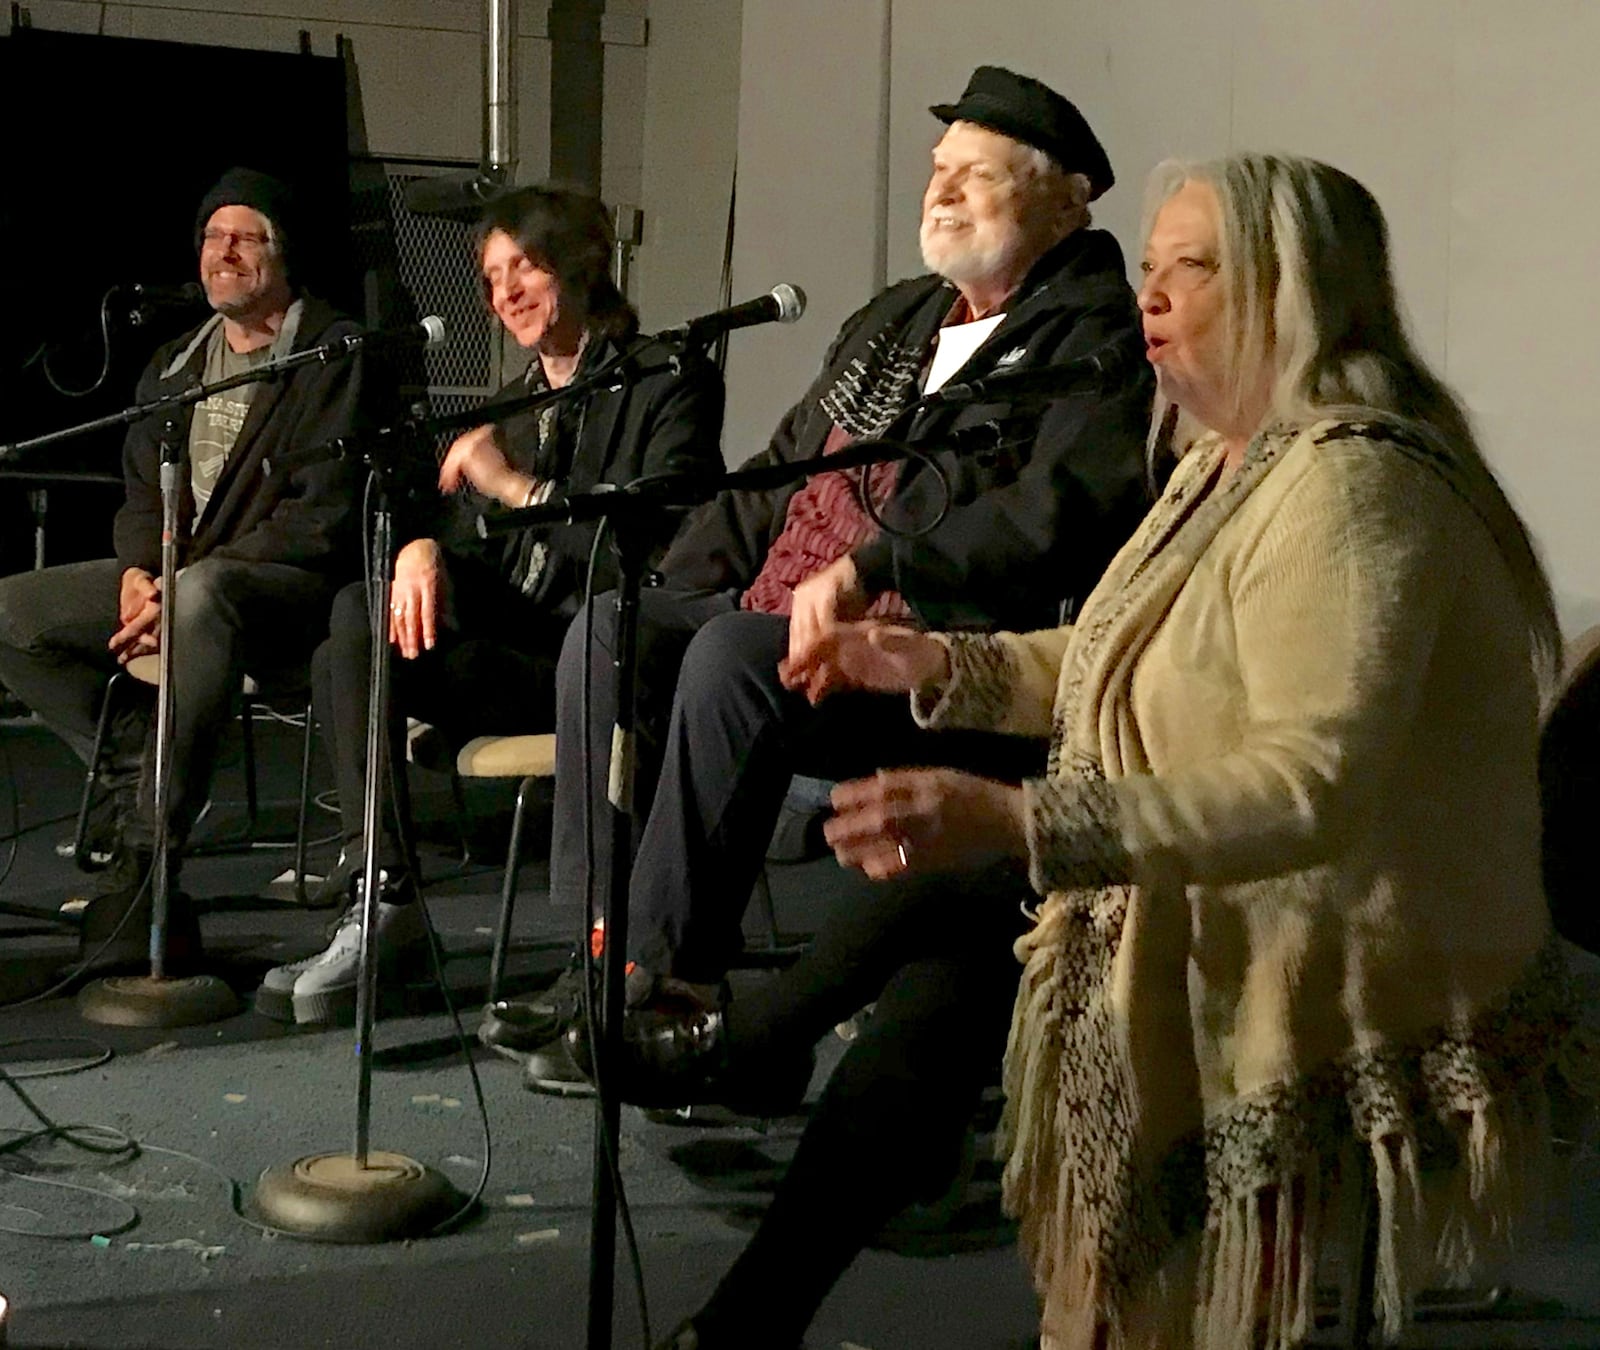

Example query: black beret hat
[930,66,1114,200]
[194,167,300,275]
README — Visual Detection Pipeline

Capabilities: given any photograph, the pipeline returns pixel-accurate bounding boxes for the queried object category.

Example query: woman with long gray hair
[773,152,1575,1348]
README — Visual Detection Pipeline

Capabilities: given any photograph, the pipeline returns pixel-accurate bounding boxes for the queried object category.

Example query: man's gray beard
[920,228,1011,286]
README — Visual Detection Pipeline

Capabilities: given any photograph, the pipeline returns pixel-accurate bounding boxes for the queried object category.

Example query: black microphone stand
[473,378,1022,1350]
[77,411,243,1029]
[10,354,323,1028]
[254,425,462,1241]
[249,344,713,1244]
[2,330,431,1026]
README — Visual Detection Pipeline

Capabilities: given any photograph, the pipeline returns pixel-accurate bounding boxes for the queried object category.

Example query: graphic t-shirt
[189,326,272,520]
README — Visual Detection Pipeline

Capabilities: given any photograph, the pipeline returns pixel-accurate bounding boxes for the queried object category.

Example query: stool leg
[752,868,781,951]
[487,774,533,1005]
[293,701,315,905]
[448,768,473,865]
[240,698,259,840]
[74,671,124,866]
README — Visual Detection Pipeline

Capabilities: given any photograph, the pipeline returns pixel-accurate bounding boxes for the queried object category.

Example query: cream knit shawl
[920,420,1573,1350]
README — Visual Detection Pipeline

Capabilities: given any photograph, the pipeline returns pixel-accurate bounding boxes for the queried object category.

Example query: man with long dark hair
[256,186,725,1024]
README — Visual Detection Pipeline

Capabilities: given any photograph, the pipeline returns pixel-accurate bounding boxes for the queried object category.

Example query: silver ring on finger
[895,837,911,870]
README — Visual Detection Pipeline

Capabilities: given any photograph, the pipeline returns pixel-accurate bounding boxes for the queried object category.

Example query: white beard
[919,219,1020,286]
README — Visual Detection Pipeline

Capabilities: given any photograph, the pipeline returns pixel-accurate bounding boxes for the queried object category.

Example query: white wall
[727,0,1600,631]
[720,0,891,464]
[633,0,742,333]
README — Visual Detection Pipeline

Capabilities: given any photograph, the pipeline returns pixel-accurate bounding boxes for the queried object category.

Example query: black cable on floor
[0,864,155,1011]
[0,1051,140,1240]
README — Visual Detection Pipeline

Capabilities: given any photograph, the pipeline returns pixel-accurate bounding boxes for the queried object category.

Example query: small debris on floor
[514,1228,559,1245]
[124,1237,226,1262]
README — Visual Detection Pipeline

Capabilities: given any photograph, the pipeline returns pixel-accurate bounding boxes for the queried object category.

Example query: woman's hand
[824,767,1027,881]
[779,621,950,706]
[438,424,534,507]
[390,538,444,659]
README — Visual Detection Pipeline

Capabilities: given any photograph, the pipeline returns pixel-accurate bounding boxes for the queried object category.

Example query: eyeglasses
[201,228,273,252]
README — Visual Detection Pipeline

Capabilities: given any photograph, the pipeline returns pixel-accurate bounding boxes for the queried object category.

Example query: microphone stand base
[253,1151,464,1243]
[77,973,241,1028]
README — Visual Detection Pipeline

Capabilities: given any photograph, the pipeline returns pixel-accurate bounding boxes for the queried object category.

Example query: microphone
[402,172,505,221]
[922,339,1140,407]
[126,281,206,326]
[303,315,448,359]
[661,284,806,346]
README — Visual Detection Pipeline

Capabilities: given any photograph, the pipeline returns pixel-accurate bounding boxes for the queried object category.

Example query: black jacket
[430,333,726,623]
[660,229,1155,632]
[113,296,376,581]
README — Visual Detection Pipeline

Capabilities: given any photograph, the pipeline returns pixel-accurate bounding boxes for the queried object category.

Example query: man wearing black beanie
[0,167,378,965]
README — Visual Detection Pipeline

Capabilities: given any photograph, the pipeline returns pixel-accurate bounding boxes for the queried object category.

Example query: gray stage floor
[1,712,1598,1349]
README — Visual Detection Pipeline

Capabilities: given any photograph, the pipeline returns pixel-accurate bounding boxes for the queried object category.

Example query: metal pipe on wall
[485,0,517,178]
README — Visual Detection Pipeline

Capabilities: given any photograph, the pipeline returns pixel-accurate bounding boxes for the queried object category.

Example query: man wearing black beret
[0,167,377,965]
[527,67,1156,1350]
[508,67,1156,1117]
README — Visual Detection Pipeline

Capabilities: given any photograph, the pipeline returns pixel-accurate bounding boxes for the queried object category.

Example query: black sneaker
[479,963,593,1057]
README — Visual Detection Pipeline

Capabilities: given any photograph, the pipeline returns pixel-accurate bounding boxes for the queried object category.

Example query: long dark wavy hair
[471,184,638,342]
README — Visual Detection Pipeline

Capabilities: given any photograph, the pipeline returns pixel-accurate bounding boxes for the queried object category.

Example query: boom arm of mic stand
[329,347,689,461]
[472,418,1023,540]
[0,341,353,462]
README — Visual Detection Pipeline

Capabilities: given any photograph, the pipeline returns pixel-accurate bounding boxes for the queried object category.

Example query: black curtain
[0,26,350,573]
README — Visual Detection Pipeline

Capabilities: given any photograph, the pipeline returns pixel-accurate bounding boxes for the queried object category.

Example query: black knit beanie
[194,167,299,280]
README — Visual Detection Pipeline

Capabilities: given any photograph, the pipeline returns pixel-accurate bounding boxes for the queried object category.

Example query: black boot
[562,993,814,1114]
[75,848,201,974]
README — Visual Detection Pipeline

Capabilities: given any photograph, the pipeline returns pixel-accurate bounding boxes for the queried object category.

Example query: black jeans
[696,862,1035,1344]
[310,565,567,871]
[549,586,1041,981]
[0,554,336,850]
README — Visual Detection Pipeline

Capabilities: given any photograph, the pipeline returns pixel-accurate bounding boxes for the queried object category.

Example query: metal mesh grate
[347,167,497,411]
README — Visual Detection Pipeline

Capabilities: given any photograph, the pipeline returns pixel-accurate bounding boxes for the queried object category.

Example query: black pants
[549,587,1039,980]
[311,565,567,870]
[0,554,336,850]
[696,863,1034,1344]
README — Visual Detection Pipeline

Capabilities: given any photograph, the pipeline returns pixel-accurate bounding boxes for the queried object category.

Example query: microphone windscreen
[771,283,806,323]
[403,173,504,221]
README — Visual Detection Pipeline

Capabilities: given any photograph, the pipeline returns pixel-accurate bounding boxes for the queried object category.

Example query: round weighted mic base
[253,1151,462,1243]
[77,973,241,1028]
